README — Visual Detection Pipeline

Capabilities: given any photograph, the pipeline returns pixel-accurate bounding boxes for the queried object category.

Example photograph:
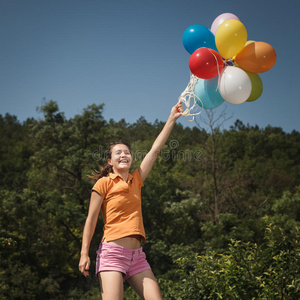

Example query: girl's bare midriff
[104,235,142,249]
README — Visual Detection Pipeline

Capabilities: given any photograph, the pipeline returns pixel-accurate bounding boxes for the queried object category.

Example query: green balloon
[245,70,263,102]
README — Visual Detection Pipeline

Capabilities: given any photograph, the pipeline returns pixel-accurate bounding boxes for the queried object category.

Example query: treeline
[0,101,299,299]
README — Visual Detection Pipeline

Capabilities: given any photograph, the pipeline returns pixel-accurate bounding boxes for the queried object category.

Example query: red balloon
[189,48,224,79]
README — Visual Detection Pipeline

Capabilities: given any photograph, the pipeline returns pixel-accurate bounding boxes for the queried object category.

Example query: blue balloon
[182,24,217,55]
[194,76,224,109]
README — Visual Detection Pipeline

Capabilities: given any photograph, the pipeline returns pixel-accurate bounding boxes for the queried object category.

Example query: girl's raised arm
[138,102,182,182]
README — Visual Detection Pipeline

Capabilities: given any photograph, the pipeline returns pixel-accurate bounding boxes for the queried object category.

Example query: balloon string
[178,74,203,121]
[179,49,228,121]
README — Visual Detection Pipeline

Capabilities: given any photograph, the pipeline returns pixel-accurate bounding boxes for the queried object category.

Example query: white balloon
[218,66,252,104]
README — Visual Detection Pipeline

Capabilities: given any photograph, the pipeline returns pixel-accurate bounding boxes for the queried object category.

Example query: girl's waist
[103,235,142,249]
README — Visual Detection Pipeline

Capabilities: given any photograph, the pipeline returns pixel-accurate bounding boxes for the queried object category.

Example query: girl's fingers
[176,101,183,113]
[79,257,90,275]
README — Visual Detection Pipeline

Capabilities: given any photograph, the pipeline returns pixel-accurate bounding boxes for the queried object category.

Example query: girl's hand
[79,254,90,277]
[171,101,183,120]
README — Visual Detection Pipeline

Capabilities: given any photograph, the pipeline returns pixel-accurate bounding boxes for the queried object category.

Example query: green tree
[0,113,33,191]
[1,101,300,299]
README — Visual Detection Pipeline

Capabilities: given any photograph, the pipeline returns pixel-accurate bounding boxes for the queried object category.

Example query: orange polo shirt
[92,169,146,242]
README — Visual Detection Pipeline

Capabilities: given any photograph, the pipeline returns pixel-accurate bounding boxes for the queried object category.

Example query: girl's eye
[114,150,130,155]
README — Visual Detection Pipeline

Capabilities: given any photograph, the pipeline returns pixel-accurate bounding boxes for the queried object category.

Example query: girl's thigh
[98,271,124,300]
[127,269,162,300]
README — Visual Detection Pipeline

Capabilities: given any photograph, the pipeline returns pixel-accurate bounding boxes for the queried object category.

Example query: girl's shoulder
[93,174,111,188]
[92,175,112,199]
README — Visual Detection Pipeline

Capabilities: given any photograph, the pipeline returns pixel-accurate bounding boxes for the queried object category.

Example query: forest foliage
[0,101,299,299]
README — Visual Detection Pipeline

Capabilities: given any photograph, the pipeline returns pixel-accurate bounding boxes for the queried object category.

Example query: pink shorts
[95,242,151,281]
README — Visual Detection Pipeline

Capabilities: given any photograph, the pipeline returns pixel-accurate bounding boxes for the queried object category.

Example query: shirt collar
[108,172,133,182]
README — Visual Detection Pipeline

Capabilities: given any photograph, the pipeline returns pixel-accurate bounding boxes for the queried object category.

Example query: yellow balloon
[245,40,255,46]
[215,19,247,59]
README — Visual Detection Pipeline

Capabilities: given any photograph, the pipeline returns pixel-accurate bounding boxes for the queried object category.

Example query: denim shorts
[95,242,151,281]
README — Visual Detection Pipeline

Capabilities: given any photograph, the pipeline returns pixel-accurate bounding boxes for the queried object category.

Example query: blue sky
[0,0,299,133]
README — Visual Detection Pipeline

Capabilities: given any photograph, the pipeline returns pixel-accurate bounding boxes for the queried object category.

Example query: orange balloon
[235,41,276,73]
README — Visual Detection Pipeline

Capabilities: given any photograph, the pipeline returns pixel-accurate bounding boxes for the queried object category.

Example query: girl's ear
[107,159,112,166]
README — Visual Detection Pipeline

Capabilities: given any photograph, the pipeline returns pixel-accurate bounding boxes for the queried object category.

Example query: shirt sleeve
[92,177,108,199]
[133,169,144,188]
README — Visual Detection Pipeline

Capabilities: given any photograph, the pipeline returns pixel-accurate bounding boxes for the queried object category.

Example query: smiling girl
[79,101,182,299]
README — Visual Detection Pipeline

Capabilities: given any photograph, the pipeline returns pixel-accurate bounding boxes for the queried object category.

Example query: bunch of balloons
[182,13,276,108]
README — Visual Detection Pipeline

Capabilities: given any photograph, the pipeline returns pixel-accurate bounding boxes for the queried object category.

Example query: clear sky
[0,0,299,133]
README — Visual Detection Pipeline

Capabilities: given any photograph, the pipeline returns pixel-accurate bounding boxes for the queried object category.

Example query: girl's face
[108,144,132,172]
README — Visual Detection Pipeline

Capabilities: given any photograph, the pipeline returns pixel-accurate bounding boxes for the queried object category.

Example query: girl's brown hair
[89,141,131,182]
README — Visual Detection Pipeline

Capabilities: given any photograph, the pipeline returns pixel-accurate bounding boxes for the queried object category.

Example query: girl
[79,102,182,299]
